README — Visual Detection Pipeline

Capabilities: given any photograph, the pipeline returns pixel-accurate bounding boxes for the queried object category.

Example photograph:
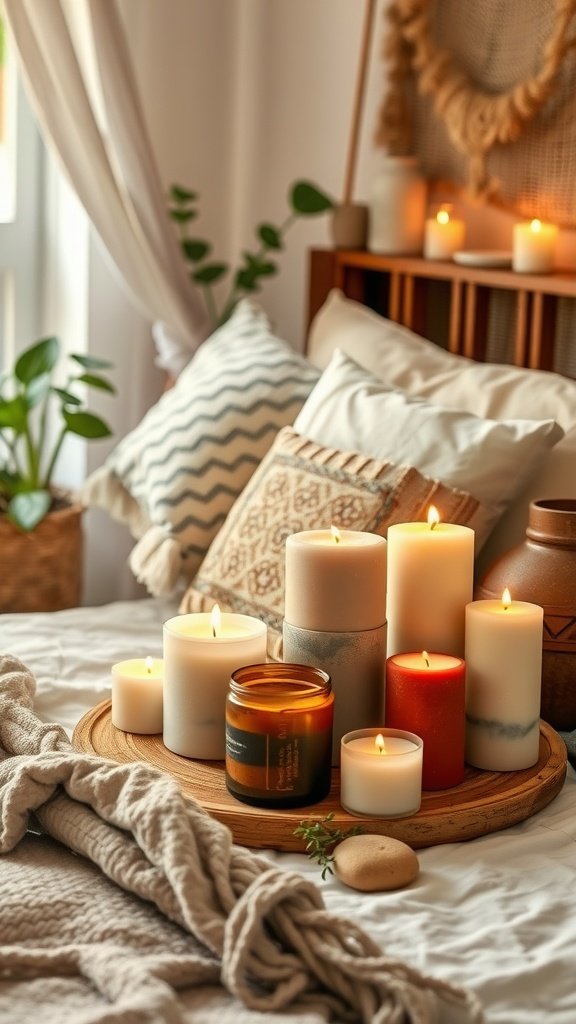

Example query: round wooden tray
[73,701,567,852]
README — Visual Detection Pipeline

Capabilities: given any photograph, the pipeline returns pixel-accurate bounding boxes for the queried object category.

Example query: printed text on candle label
[226,723,330,794]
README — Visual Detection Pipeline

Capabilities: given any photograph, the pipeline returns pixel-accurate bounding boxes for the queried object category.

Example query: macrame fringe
[129,524,184,596]
[79,465,150,539]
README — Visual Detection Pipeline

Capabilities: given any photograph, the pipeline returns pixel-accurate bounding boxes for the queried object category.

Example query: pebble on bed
[333,834,419,892]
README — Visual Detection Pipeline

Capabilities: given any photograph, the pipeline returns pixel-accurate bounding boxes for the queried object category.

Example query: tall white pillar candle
[111,657,164,734]
[465,591,543,770]
[284,528,387,632]
[512,219,558,273]
[386,509,474,658]
[340,728,423,817]
[163,609,267,759]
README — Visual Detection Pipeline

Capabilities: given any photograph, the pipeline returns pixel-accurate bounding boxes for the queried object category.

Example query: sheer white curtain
[3,0,209,370]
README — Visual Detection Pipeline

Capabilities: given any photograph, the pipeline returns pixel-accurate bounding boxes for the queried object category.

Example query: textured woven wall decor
[377,0,576,227]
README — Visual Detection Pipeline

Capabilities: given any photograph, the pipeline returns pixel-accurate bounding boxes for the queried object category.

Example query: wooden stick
[342,0,377,204]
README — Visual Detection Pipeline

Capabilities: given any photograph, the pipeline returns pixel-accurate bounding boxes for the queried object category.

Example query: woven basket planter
[0,497,83,613]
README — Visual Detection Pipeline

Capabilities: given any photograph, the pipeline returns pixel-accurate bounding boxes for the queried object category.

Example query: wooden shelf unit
[308,248,576,373]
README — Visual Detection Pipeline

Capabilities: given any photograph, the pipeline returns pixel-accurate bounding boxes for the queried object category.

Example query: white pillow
[82,300,320,595]
[294,349,564,553]
[307,290,576,568]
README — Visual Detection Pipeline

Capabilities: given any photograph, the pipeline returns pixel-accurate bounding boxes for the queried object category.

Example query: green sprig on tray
[293,812,365,880]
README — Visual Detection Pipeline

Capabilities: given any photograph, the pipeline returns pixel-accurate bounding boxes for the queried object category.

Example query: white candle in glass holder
[340,728,423,817]
[163,606,267,760]
[111,656,164,734]
[512,219,558,273]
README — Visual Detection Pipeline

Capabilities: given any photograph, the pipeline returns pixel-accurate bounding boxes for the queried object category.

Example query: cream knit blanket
[0,654,484,1024]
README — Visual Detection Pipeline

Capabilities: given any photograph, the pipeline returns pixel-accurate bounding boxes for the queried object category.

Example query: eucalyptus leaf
[63,409,112,439]
[15,337,60,384]
[290,181,334,215]
[170,209,197,224]
[8,490,52,531]
[193,263,228,284]
[258,223,283,249]
[182,239,210,262]
[76,373,116,394]
[170,184,198,203]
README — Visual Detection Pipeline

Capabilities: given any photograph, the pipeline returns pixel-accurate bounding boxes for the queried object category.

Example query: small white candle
[111,656,164,734]
[163,607,267,760]
[424,207,466,260]
[284,527,387,632]
[512,218,558,273]
[340,728,423,817]
[386,507,474,658]
[465,589,543,771]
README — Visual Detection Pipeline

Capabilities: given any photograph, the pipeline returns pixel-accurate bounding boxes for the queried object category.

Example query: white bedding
[2,596,575,1024]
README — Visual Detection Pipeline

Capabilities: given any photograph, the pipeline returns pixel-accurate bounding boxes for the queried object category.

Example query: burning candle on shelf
[283,526,387,765]
[465,588,543,771]
[385,651,466,789]
[111,656,164,734]
[512,218,558,273]
[424,205,466,260]
[386,506,474,659]
[340,728,423,818]
[163,605,267,760]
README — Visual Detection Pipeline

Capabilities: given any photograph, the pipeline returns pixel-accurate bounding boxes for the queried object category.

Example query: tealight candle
[163,606,267,760]
[385,651,465,789]
[465,589,543,771]
[512,218,558,273]
[111,656,164,734]
[386,506,474,658]
[423,206,466,260]
[340,728,423,818]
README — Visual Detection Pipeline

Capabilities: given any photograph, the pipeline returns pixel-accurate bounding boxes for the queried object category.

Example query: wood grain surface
[73,700,567,852]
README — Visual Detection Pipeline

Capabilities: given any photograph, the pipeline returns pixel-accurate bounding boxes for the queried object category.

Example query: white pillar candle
[465,590,543,771]
[386,508,474,658]
[423,207,466,260]
[512,218,558,273]
[111,656,164,734]
[163,608,267,760]
[284,527,387,632]
[340,728,423,817]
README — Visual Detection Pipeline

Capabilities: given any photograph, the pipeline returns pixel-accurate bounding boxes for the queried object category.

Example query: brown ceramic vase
[476,499,576,731]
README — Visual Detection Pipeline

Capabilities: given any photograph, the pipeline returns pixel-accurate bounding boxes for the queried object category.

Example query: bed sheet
[2,597,576,1024]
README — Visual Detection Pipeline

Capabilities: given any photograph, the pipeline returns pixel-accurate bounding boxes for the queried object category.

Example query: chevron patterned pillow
[82,300,320,596]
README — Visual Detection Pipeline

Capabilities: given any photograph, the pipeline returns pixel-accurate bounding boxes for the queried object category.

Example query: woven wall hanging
[376,0,576,226]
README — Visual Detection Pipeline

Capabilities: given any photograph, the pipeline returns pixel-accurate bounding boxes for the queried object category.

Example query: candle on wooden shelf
[386,506,474,659]
[465,588,543,771]
[111,656,164,734]
[385,651,465,789]
[340,728,423,818]
[225,663,333,807]
[163,606,267,760]
[512,218,558,273]
[284,526,387,632]
[424,206,466,260]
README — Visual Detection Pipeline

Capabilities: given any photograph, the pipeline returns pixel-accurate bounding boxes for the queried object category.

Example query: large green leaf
[193,263,228,284]
[76,373,116,394]
[25,373,51,408]
[290,181,334,215]
[8,489,52,531]
[0,395,28,432]
[71,353,113,370]
[15,336,60,384]
[63,409,112,439]
[51,387,82,406]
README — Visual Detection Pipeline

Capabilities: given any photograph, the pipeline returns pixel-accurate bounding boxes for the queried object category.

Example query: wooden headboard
[307,248,576,377]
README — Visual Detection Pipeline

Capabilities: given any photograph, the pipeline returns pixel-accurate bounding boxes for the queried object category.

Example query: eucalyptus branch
[293,812,365,880]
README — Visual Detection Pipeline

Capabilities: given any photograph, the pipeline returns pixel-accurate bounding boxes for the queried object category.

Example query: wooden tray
[73,701,567,852]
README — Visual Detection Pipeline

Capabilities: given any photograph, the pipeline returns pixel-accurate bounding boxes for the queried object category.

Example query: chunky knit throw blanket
[0,655,484,1024]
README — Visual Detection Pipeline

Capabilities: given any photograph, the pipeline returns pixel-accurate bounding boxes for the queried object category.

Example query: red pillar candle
[385,652,466,790]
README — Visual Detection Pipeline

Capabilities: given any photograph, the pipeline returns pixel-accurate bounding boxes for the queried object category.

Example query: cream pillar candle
[284,527,387,632]
[340,728,423,817]
[465,590,543,771]
[111,656,164,734]
[386,508,474,658]
[163,608,267,760]
[423,207,466,260]
[512,219,558,273]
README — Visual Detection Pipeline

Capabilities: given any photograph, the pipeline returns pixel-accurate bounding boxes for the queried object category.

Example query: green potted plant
[169,179,335,328]
[0,335,114,612]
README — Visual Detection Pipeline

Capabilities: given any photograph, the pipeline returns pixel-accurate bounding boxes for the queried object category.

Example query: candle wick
[429,520,437,531]
[212,626,217,638]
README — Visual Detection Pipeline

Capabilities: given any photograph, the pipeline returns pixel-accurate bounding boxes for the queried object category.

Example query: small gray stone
[333,834,419,892]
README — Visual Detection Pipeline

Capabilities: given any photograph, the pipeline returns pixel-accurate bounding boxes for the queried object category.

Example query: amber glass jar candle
[225,663,333,808]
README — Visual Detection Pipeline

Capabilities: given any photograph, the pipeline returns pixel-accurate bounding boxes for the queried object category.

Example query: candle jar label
[226,722,332,800]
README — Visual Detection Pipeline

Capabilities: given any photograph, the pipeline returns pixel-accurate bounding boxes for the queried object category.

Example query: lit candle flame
[145,656,154,674]
[331,524,341,544]
[530,218,542,233]
[502,588,512,610]
[436,208,450,225]
[210,603,222,637]
[427,505,440,530]
[422,650,430,668]
[375,733,386,755]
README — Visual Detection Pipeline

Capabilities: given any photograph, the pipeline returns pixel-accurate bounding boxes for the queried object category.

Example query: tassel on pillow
[129,526,183,597]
